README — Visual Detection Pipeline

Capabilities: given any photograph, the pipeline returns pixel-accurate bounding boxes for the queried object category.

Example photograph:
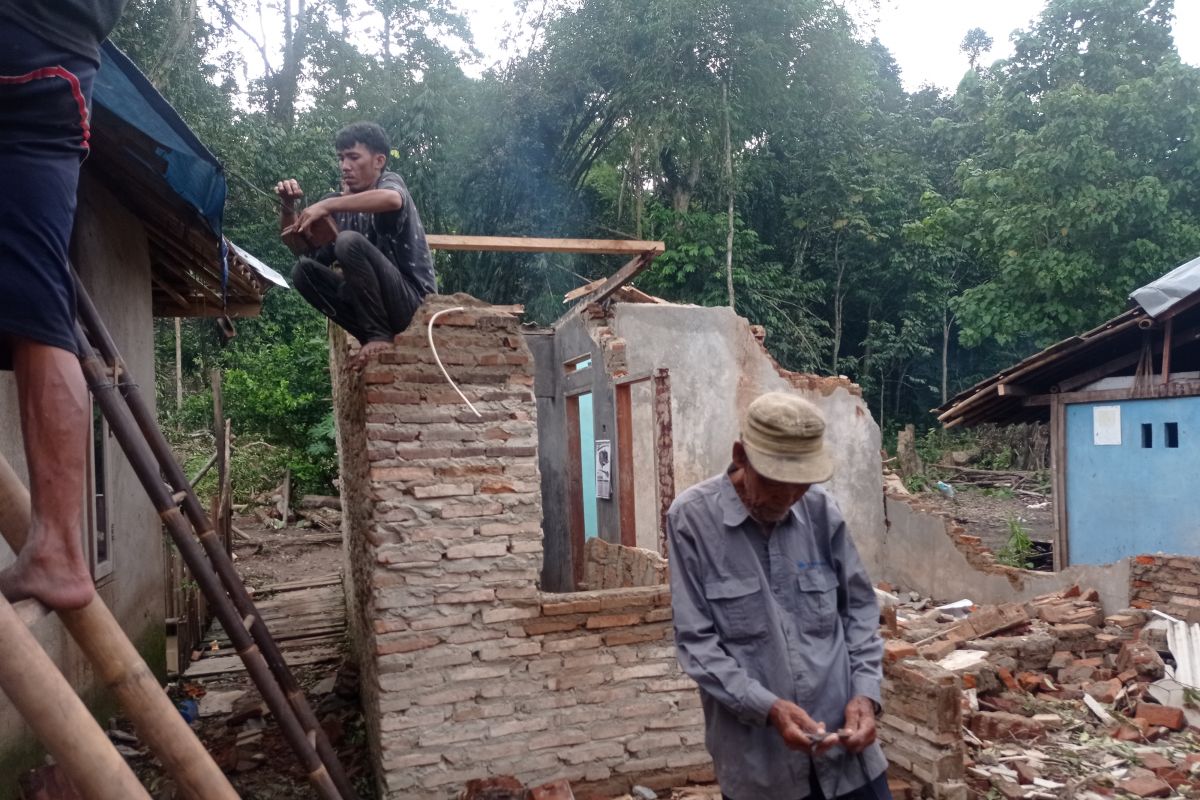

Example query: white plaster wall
[880,495,1131,611]
[0,174,165,783]
[631,379,659,552]
[612,304,887,574]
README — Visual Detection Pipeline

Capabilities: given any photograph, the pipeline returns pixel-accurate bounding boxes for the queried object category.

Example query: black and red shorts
[0,21,97,366]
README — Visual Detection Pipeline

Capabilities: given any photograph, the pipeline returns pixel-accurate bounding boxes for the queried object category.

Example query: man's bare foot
[0,546,94,611]
[348,340,392,372]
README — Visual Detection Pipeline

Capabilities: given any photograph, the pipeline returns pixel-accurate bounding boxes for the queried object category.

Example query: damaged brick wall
[879,659,965,798]
[1131,555,1200,621]
[335,295,965,799]
[334,295,545,798]
[582,538,668,590]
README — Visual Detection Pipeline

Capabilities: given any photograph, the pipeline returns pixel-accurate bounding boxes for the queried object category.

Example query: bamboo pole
[0,456,240,800]
[72,320,345,800]
[74,279,356,800]
[0,593,151,799]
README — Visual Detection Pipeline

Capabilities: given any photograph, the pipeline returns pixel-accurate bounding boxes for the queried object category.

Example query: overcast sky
[450,0,1200,90]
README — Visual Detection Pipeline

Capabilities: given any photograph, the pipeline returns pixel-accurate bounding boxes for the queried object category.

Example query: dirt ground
[115,517,714,800]
[116,516,370,800]
[915,484,1056,564]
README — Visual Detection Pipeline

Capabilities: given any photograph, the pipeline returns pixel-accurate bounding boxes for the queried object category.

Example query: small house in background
[0,42,282,790]
[938,258,1200,568]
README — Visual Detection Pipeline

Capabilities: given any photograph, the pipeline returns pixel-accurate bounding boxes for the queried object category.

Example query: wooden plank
[996,383,1029,397]
[590,253,657,306]
[615,383,636,548]
[425,235,664,255]
[565,396,586,589]
[1162,318,1174,385]
[257,575,342,593]
[1050,395,1068,570]
[1049,379,1200,406]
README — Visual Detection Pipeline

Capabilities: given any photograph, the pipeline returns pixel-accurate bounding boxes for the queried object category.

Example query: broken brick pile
[883,584,1200,800]
[583,538,668,590]
[1131,555,1200,622]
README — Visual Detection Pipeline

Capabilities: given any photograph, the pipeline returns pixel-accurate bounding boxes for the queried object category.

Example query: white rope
[428,306,482,418]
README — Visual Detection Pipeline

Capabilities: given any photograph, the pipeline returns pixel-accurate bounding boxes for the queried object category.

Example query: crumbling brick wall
[582,537,668,590]
[1131,554,1200,620]
[335,294,964,799]
[880,659,965,799]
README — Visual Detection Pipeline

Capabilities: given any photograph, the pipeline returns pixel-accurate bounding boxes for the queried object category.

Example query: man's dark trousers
[722,768,892,800]
[292,230,424,345]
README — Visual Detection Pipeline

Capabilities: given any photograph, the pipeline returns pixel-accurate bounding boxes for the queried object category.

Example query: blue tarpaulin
[93,40,226,241]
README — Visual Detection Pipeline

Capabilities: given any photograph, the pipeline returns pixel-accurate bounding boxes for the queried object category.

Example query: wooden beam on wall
[425,235,665,255]
[1051,395,1068,570]
[589,253,657,307]
[615,384,636,549]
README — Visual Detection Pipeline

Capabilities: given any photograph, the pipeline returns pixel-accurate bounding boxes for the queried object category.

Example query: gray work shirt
[667,471,887,800]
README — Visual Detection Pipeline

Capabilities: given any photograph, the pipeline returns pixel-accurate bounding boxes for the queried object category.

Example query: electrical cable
[428,306,482,418]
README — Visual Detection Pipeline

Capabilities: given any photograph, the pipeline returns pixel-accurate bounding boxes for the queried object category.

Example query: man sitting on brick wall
[275,121,436,371]
[667,392,890,800]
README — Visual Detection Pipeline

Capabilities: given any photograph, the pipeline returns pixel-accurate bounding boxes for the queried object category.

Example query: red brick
[1139,753,1174,772]
[1118,776,1172,798]
[1084,679,1122,704]
[884,641,918,663]
[1135,702,1186,731]
[1048,651,1074,671]
[968,711,1044,741]
[585,612,643,630]
[1014,761,1041,785]
[529,779,575,800]
[997,667,1021,692]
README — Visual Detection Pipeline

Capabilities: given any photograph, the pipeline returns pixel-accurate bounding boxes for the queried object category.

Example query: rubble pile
[883,584,1200,799]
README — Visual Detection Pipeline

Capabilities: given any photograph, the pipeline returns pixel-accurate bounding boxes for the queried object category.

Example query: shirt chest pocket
[704,577,768,642]
[796,569,838,638]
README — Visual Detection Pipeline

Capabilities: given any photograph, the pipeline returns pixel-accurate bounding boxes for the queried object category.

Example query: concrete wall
[880,493,1131,611]
[0,174,166,789]
[610,304,887,575]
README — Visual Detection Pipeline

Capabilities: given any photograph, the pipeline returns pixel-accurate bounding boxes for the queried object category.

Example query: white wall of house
[0,174,165,788]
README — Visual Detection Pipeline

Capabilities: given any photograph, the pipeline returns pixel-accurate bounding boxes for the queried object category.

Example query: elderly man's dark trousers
[722,768,892,800]
[292,230,423,346]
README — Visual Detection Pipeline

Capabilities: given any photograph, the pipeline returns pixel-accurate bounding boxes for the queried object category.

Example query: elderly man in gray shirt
[667,392,890,800]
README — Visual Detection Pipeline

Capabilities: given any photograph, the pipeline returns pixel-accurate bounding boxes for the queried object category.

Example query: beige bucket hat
[740,392,834,485]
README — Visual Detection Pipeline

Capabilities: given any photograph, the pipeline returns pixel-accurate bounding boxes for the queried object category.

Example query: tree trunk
[831,234,844,373]
[942,307,951,404]
[723,79,736,310]
[147,0,198,86]
[632,132,644,239]
[897,424,922,479]
[274,0,306,128]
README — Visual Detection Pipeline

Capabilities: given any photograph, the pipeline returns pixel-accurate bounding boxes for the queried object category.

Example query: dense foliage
[121,0,1200,496]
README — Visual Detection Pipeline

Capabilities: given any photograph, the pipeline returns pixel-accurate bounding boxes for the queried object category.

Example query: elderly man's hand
[836,695,878,753]
[768,699,838,754]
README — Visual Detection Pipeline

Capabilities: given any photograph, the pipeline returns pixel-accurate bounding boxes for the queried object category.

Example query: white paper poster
[595,439,612,499]
[1093,405,1122,446]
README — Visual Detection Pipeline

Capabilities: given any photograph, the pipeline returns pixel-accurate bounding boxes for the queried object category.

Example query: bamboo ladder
[69,273,359,800]
[0,457,234,800]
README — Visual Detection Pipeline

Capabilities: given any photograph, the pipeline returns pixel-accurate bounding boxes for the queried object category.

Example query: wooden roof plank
[425,235,665,255]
